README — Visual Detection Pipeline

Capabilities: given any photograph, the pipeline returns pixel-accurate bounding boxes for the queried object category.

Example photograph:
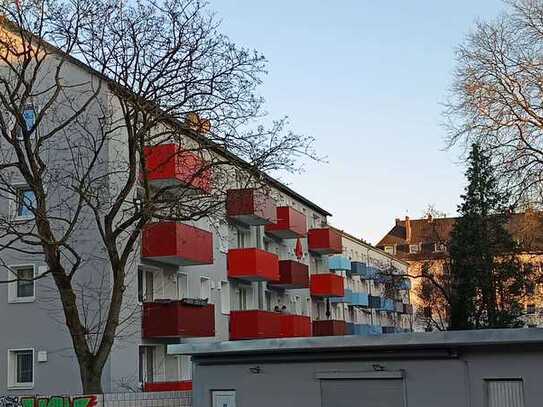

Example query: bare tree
[0,0,317,393]
[446,0,543,207]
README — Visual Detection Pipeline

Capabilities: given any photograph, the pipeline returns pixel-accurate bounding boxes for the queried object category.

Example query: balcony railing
[143,381,192,392]
[350,261,366,275]
[368,295,382,309]
[229,310,311,340]
[144,144,212,193]
[330,288,353,304]
[328,255,351,271]
[142,222,213,266]
[383,298,396,312]
[351,292,369,307]
[307,228,342,255]
[395,301,404,313]
[310,274,344,298]
[226,188,276,226]
[312,320,347,336]
[270,260,309,289]
[369,325,383,335]
[227,248,279,281]
[265,206,307,239]
[142,300,215,338]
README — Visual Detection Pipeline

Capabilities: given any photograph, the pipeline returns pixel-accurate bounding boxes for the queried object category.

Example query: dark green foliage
[448,144,527,329]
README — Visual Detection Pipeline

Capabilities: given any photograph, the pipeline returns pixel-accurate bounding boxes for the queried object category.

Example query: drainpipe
[256,226,264,310]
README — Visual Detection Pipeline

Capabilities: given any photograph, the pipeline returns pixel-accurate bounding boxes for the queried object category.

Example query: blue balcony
[369,325,383,335]
[395,301,404,313]
[346,322,355,335]
[330,288,353,304]
[400,278,412,290]
[351,292,369,307]
[364,266,378,280]
[382,326,396,334]
[383,298,395,312]
[350,261,366,275]
[374,272,392,284]
[353,324,370,336]
[328,255,351,271]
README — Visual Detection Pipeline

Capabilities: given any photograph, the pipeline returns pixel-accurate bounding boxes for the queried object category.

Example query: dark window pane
[16,351,33,383]
[16,268,34,298]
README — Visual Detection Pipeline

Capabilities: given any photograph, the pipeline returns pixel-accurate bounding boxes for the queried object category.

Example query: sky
[211,1,504,244]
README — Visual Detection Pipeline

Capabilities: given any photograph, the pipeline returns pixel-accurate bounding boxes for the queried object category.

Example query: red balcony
[226,188,276,225]
[270,260,309,289]
[142,300,215,338]
[142,222,213,266]
[307,228,343,255]
[144,381,192,392]
[312,320,347,336]
[310,274,344,297]
[144,144,212,193]
[265,206,307,239]
[280,314,312,337]
[229,310,282,340]
[227,248,279,281]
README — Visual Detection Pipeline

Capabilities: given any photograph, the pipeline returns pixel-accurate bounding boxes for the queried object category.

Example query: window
[220,281,230,314]
[526,283,535,296]
[486,379,524,407]
[526,303,536,315]
[8,349,34,389]
[177,273,188,300]
[15,187,36,219]
[384,245,395,255]
[8,265,35,303]
[236,228,248,248]
[22,105,36,132]
[409,244,419,254]
[138,346,154,384]
[200,277,211,301]
[177,355,192,381]
[434,242,447,253]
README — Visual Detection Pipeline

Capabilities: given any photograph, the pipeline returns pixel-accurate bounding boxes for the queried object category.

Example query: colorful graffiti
[0,396,97,407]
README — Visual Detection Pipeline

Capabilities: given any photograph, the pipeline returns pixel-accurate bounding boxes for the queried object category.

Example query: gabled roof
[377,211,543,260]
[0,18,332,217]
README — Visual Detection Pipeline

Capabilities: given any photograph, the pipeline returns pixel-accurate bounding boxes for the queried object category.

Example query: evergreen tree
[448,144,527,329]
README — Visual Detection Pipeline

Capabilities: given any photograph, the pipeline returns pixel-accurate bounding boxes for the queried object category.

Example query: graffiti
[0,396,98,407]
[0,396,21,407]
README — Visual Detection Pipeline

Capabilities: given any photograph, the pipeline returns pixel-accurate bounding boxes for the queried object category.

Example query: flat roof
[168,328,543,357]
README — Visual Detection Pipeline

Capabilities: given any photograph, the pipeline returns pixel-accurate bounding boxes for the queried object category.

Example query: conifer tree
[448,144,527,329]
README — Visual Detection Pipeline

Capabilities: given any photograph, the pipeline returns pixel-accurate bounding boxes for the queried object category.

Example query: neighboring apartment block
[0,25,413,395]
[377,212,543,330]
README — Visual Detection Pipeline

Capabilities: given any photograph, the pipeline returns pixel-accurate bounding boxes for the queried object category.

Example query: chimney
[427,213,433,223]
[395,218,401,226]
[405,216,411,242]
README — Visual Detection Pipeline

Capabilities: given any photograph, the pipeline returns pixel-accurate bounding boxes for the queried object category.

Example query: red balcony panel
[229,310,282,340]
[144,144,212,193]
[144,381,192,392]
[142,222,213,266]
[227,248,279,281]
[142,301,215,338]
[310,274,344,297]
[280,314,312,337]
[312,320,347,336]
[265,206,307,239]
[270,260,309,289]
[307,228,343,255]
[226,189,276,226]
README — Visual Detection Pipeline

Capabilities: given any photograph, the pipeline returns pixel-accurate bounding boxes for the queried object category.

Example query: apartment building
[377,213,543,330]
[0,24,412,396]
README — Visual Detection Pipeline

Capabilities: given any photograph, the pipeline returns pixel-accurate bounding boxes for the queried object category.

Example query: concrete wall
[191,346,543,407]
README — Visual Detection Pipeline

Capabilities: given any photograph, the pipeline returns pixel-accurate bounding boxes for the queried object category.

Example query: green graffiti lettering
[20,398,35,407]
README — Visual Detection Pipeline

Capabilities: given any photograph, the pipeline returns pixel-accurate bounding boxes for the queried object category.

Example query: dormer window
[384,245,395,255]
[409,244,419,254]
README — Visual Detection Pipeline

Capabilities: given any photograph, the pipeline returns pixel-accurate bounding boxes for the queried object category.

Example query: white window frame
[200,276,211,301]
[434,242,447,253]
[220,281,230,314]
[409,244,420,254]
[7,264,36,304]
[177,272,189,300]
[7,348,35,389]
[10,184,36,221]
[384,245,395,255]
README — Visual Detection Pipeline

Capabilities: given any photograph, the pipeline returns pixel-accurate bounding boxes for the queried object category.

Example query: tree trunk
[80,361,104,394]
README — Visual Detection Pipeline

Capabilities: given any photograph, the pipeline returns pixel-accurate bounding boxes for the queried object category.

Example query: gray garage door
[321,379,404,407]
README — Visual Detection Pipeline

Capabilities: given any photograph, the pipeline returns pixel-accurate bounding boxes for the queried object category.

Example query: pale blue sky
[212,1,504,244]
